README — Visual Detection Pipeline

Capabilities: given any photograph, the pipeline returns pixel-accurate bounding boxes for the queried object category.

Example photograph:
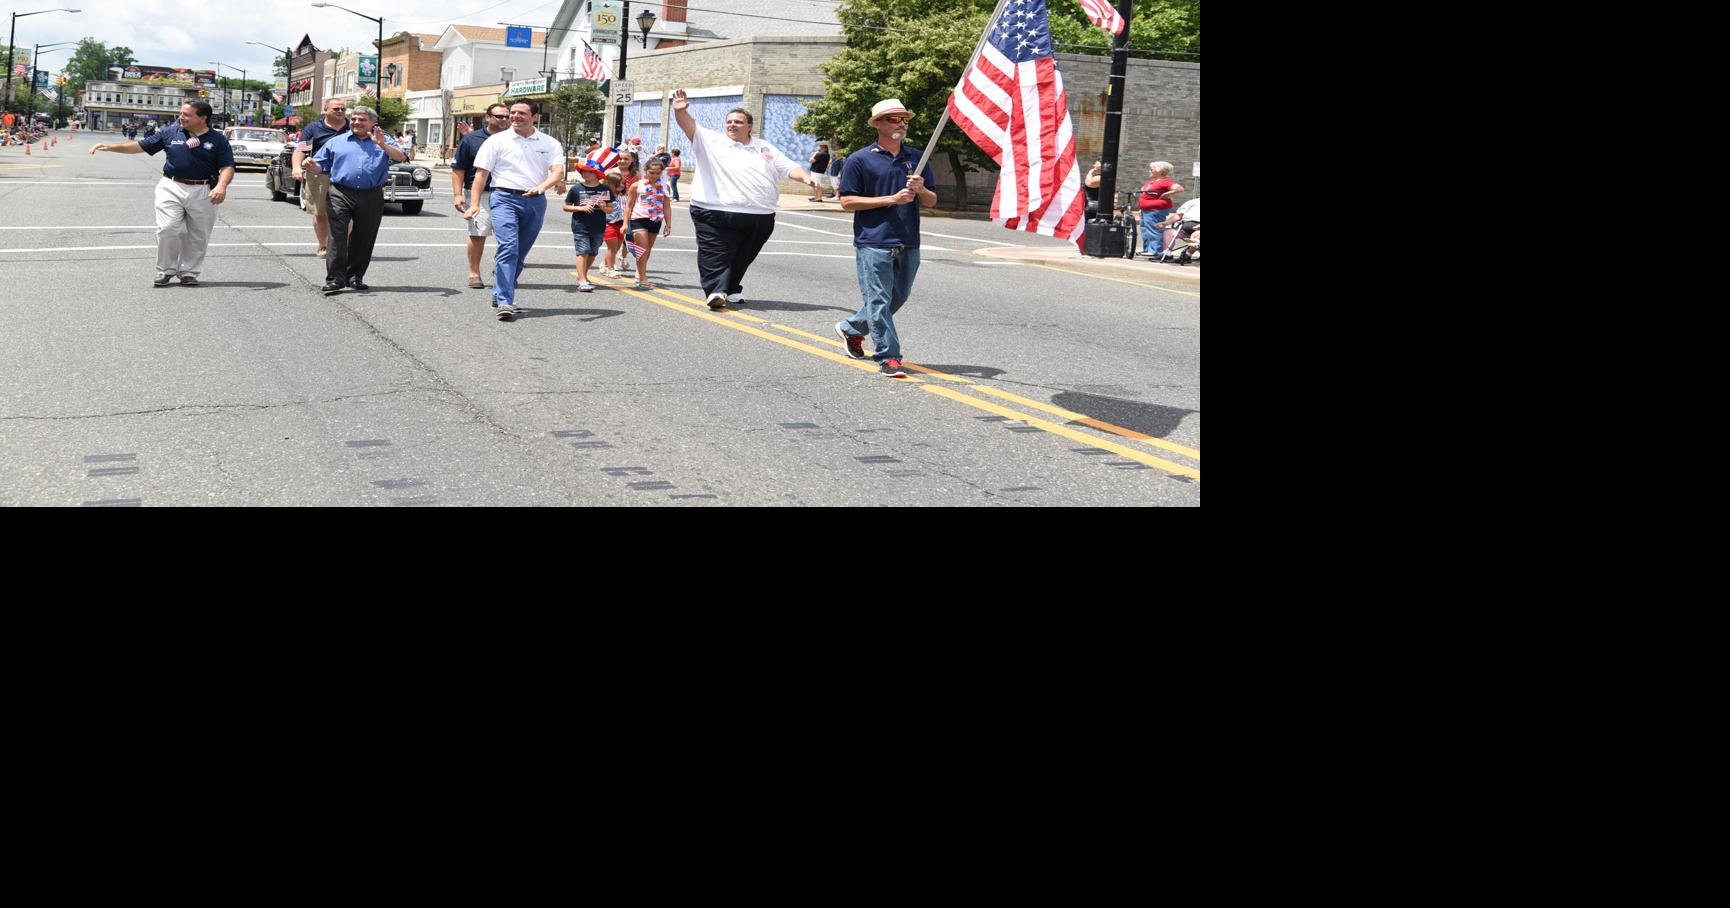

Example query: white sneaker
[726,293,743,305]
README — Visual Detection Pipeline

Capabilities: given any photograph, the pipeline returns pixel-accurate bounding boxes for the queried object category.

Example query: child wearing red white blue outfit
[625,157,674,291]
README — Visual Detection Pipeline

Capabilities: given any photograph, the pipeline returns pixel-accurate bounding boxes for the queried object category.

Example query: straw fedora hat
[868,99,913,126]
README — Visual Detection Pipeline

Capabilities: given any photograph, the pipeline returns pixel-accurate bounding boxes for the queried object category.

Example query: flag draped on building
[1078,0,1127,36]
[947,0,1088,248]
[580,39,609,82]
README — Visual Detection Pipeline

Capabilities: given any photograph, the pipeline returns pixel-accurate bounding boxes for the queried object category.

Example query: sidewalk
[766,191,1200,281]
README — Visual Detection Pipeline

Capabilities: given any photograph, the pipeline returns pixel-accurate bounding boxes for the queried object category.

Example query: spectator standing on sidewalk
[1137,161,1185,257]
[89,101,235,288]
[808,142,831,201]
[834,99,935,379]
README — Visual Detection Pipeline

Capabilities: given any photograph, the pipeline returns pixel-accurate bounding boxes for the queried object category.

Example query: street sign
[358,55,379,86]
[507,26,533,48]
[590,0,622,46]
[611,80,634,106]
[35,70,50,87]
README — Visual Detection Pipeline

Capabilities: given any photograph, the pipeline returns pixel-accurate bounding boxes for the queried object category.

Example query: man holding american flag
[836,99,937,379]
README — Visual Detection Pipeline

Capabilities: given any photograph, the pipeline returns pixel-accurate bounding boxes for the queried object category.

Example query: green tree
[544,83,607,151]
[373,96,411,132]
[62,39,137,96]
[1047,0,1201,61]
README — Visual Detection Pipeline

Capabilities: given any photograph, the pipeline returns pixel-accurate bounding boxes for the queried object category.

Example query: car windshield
[232,130,283,142]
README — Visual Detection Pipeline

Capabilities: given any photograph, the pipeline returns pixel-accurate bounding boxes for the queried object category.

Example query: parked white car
[226,127,289,171]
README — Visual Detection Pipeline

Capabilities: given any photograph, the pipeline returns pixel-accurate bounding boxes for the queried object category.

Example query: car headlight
[233,144,248,153]
[413,168,430,182]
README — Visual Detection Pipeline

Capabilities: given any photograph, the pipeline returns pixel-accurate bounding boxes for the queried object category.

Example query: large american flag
[580,39,609,82]
[1078,0,1126,36]
[948,0,1087,248]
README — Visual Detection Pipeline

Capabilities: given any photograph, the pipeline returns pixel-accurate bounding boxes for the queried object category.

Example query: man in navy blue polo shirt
[90,101,235,287]
[835,99,937,378]
[312,106,408,294]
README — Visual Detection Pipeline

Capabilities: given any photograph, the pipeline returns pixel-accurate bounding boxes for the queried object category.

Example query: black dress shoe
[349,278,370,292]
[322,281,345,295]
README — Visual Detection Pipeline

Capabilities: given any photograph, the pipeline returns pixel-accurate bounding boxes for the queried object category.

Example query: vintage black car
[265,146,432,214]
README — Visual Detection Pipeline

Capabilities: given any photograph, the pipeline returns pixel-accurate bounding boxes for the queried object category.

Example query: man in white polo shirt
[465,99,566,321]
[672,89,822,310]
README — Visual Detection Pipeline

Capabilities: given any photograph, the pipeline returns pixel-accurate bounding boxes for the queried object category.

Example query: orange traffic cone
[25,142,31,156]
[52,137,58,147]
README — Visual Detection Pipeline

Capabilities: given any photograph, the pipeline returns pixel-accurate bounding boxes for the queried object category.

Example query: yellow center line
[965,386,1200,460]
[1021,261,1201,297]
[589,276,1201,469]
[923,385,1200,481]
[595,278,914,377]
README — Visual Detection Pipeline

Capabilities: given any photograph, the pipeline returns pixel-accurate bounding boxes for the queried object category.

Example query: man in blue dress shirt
[89,101,236,287]
[312,106,408,294]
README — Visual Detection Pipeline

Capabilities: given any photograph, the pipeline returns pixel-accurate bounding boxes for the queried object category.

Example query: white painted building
[434,25,551,94]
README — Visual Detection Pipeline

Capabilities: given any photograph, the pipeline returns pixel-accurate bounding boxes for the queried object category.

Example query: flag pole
[914,0,1016,177]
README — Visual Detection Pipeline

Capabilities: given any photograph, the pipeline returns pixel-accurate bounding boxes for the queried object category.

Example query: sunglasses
[489,113,509,119]
[879,115,909,124]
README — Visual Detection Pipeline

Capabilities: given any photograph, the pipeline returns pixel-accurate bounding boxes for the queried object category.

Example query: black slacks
[327,184,385,283]
[689,205,776,298]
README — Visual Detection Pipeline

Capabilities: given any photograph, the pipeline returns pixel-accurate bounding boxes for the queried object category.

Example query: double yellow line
[587,275,1200,481]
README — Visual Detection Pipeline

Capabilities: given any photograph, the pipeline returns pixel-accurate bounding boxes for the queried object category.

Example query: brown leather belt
[168,177,207,185]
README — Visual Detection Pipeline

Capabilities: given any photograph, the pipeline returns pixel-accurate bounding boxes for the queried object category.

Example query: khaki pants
[304,171,332,217]
[154,177,216,278]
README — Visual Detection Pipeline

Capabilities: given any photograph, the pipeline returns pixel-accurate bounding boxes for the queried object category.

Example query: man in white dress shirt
[465,100,566,321]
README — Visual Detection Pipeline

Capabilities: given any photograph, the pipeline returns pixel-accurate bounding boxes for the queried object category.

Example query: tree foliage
[544,84,607,151]
[373,96,411,132]
[63,40,137,96]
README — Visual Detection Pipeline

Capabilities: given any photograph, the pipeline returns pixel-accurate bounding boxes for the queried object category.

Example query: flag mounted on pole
[1078,0,1126,36]
[580,39,610,82]
[946,0,1088,249]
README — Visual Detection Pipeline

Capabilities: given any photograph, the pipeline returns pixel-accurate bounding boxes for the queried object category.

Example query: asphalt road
[0,133,1201,506]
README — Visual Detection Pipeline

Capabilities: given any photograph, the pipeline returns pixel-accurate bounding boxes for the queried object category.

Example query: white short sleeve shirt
[473,128,564,192]
[689,125,797,215]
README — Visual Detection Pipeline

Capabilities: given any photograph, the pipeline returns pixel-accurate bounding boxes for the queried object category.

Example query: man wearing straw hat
[834,99,936,379]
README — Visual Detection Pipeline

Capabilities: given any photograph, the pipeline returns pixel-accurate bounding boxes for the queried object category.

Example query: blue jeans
[490,190,547,307]
[668,174,681,201]
[1140,209,1168,254]
[842,246,921,363]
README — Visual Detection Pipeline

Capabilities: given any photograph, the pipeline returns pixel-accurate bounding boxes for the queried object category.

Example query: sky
[10,0,572,83]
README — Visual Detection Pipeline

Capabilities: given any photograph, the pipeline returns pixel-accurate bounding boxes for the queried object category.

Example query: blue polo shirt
[838,143,934,249]
[137,123,235,181]
[451,129,492,192]
[313,130,402,190]
[294,117,347,155]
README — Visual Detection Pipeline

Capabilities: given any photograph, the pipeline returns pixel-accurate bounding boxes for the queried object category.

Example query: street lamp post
[611,6,657,145]
[247,40,295,128]
[311,2,384,88]
[27,40,78,116]
[5,8,80,114]
[211,61,248,125]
